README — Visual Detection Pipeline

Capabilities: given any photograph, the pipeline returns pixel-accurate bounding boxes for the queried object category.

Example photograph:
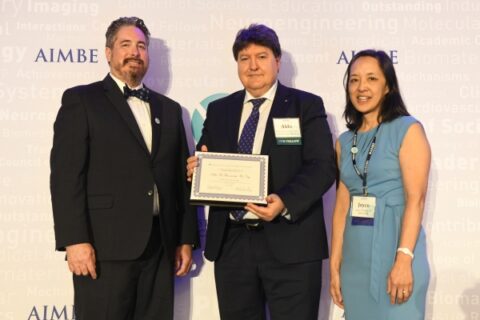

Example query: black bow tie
[123,85,150,102]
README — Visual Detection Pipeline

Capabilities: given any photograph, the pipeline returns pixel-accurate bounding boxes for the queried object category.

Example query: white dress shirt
[233,81,278,220]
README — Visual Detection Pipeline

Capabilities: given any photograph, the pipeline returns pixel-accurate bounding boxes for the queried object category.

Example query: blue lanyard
[351,124,382,196]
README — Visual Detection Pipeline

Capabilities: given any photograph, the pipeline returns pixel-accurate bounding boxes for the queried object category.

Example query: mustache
[123,58,144,66]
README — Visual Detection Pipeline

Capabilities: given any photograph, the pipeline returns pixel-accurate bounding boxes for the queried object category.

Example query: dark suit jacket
[50,75,198,261]
[199,83,335,264]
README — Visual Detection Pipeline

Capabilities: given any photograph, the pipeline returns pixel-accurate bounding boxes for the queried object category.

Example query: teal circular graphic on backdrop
[191,93,228,142]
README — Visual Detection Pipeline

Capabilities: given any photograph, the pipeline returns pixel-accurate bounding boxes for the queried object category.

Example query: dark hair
[105,17,150,48]
[232,24,282,60]
[343,49,409,130]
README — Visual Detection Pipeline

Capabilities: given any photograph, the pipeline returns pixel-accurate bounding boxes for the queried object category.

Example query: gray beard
[123,68,146,86]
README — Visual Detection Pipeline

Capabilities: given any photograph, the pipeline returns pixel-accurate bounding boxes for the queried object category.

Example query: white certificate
[190,152,268,206]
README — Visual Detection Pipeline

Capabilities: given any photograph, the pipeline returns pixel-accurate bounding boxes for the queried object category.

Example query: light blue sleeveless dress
[338,116,429,319]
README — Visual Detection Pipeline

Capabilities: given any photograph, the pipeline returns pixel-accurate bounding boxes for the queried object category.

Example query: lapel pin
[155,117,160,124]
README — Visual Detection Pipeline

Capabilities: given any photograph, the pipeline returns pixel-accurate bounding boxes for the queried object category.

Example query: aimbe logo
[28,305,75,320]
[336,50,398,64]
[191,93,228,142]
[34,48,98,63]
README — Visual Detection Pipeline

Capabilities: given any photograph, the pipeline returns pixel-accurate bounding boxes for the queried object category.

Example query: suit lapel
[103,75,150,156]
[261,83,291,155]
[226,91,245,153]
[148,90,162,159]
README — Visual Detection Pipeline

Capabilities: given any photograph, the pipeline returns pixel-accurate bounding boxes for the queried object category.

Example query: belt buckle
[245,222,262,231]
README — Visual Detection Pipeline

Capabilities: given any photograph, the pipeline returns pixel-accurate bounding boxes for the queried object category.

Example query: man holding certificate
[187,24,336,320]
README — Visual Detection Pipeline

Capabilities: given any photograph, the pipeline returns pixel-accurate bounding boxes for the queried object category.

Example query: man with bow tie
[50,17,198,320]
[186,24,336,320]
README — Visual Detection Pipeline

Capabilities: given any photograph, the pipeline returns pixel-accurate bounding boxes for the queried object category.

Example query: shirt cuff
[280,207,291,220]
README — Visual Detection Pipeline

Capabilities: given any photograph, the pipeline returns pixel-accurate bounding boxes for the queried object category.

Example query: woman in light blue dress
[330,50,430,319]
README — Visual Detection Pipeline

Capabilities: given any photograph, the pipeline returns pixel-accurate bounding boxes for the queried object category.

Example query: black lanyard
[351,124,382,195]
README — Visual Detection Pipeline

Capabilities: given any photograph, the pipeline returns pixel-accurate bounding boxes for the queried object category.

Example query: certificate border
[190,152,268,205]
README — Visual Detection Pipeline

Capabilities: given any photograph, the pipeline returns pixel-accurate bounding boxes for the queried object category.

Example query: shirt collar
[244,80,278,105]
[109,73,144,93]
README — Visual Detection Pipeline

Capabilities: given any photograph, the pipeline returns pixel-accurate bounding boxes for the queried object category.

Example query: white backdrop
[1,0,479,319]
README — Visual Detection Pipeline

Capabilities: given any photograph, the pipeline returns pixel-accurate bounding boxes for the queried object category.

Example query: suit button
[147,190,153,196]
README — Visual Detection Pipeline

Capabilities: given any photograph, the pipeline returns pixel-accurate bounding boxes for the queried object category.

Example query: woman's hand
[330,268,344,309]
[387,253,414,304]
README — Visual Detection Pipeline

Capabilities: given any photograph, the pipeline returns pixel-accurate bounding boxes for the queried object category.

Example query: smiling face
[105,25,149,87]
[348,56,389,119]
[237,44,280,97]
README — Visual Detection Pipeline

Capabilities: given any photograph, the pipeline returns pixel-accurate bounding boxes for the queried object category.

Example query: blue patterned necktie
[237,98,266,154]
[124,85,150,102]
[232,98,267,221]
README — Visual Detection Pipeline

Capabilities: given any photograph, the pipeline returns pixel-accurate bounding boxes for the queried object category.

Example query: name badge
[273,118,302,145]
[351,195,376,226]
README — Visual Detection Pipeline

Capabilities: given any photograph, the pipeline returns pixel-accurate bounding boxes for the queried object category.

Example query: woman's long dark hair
[343,49,409,130]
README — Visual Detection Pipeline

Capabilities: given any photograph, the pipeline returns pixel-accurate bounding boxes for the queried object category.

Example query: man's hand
[244,193,285,222]
[66,243,97,279]
[175,244,193,276]
[186,145,208,182]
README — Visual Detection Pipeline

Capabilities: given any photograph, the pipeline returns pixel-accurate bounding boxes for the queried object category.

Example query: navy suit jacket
[50,75,198,261]
[198,83,335,263]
